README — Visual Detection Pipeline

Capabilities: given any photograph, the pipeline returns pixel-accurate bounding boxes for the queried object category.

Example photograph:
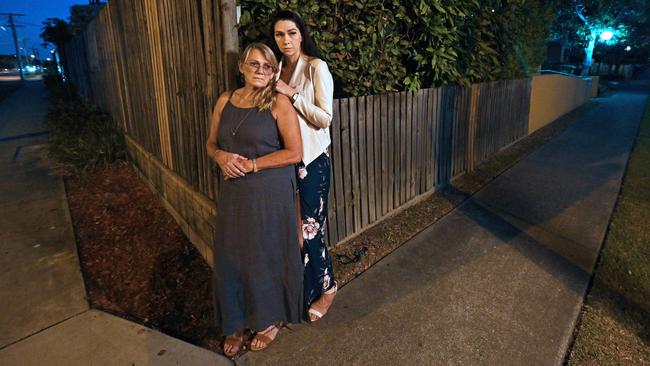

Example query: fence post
[220,0,239,89]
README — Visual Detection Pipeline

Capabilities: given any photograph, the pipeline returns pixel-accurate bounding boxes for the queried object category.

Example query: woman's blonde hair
[239,43,278,111]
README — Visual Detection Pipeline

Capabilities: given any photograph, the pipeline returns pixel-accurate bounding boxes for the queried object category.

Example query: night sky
[0,0,87,58]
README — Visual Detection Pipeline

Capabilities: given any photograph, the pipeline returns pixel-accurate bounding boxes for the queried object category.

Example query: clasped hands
[213,80,295,180]
[213,150,253,180]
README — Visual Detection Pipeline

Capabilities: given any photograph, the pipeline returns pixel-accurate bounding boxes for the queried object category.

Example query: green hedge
[238,0,556,96]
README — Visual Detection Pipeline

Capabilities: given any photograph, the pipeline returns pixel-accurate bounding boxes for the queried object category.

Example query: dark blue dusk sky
[0,0,88,58]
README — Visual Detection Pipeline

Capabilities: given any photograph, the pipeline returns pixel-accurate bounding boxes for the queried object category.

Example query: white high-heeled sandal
[308,282,337,322]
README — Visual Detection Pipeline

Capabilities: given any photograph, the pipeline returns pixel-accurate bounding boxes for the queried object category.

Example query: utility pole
[21,38,29,66]
[0,13,26,81]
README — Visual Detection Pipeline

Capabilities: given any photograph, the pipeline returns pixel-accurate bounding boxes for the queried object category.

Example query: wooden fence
[325,80,531,244]
[64,0,532,254]
[590,62,635,80]
[65,0,237,200]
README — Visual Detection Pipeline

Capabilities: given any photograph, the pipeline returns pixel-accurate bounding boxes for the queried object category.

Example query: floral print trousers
[296,151,335,309]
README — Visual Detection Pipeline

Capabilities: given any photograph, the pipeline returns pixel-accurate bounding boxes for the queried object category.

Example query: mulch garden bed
[63,102,592,356]
[65,163,222,352]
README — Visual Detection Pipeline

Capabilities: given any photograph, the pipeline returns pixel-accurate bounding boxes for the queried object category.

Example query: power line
[15,22,42,28]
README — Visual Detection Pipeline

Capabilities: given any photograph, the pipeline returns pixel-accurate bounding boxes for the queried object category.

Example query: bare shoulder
[271,94,296,120]
[273,94,293,110]
[214,90,231,113]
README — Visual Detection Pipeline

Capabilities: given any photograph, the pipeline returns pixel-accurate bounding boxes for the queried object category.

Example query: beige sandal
[308,282,338,322]
[223,332,245,357]
[251,323,282,351]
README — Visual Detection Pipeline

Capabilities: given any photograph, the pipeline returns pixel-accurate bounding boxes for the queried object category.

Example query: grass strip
[567,99,650,365]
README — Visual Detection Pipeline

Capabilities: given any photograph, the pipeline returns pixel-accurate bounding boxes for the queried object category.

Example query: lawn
[567,99,650,365]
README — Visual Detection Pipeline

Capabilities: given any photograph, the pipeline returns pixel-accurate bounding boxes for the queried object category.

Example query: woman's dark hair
[270,10,322,61]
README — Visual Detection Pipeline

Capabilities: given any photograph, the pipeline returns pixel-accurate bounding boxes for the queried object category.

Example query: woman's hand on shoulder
[274,79,296,99]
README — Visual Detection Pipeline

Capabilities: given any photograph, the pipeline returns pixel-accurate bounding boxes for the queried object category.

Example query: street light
[600,30,614,41]
[625,46,631,51]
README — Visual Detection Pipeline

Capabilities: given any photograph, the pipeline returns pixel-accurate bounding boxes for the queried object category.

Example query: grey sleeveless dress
[212,101,303,335]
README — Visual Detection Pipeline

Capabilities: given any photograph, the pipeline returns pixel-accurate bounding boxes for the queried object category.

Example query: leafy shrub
[239,0,411,97]
[43,72,77,102]
[239,0,556,96]
[45,99,126,173]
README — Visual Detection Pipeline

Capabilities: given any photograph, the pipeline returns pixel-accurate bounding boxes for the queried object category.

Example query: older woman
[270,10,337,323]
[206,43,302,356]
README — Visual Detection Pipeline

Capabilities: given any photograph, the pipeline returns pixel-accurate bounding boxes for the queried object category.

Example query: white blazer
[279,55,334,166]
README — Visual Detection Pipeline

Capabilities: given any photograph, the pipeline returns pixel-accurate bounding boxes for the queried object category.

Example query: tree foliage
[239,0,557,96]
[40,17,73,85]
[550,0,648,71]
[40,17,73,50]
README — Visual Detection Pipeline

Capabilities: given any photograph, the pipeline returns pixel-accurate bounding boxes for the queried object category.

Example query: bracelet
[252,158,258,173]
[212,148,219,160]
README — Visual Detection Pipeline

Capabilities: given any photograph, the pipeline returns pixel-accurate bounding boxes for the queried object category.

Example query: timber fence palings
[358,96,368,229]
[350,97,361,233]
[383,93,392,216]
[65,0,231,202]
[365,97,375,227]
[324,79,532,246]
[64,1,534,249]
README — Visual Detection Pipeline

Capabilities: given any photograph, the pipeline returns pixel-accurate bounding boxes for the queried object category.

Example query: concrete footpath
[240,84,648,365]
[0,81,231,366]
[1,79,647,366]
